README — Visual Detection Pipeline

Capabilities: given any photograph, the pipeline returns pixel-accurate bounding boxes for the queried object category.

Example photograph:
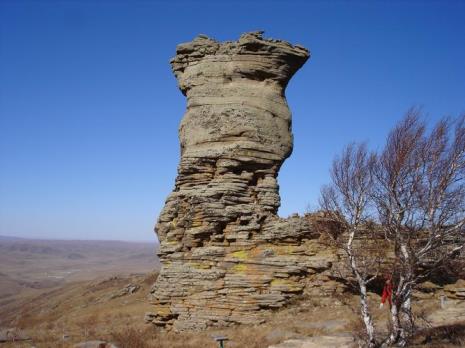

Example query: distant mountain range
[0,235,26,241]
[0,235,158,243]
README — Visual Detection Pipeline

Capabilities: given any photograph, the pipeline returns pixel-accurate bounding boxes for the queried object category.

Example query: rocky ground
[1,274,464,347]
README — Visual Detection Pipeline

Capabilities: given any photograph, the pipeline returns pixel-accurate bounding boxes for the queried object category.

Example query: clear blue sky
[1,1,464,241]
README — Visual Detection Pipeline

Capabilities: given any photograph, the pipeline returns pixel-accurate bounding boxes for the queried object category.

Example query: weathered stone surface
[426,297,465,326]
[149,32,343,330]
[444,279,465,299]
[268,335,355,348]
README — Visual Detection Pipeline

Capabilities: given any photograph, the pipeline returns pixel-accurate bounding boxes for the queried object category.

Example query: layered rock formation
[148,32,342,330]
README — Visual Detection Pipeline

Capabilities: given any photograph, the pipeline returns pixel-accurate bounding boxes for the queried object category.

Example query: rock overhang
[171,31,310,95]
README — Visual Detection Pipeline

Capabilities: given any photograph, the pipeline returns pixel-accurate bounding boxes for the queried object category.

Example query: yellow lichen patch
[285,245,297,254]
[190,220,203,227]
[153,304,172,316]
[190,212,204,228]
[270,278,303,292]
[270,279,288,286]
[187,262,211,270]
[232,263,248,272]
[231,250,249,260]
[169,218,178,229]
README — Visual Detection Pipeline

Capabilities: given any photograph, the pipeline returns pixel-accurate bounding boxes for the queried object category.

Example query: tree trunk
[399,287,413,343]
[388,302,402,346]
[359,282,376,347]
[386,282,411,346]
[347,229,377,347]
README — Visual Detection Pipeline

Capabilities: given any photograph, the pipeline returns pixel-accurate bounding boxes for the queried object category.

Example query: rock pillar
[148,32,337,331]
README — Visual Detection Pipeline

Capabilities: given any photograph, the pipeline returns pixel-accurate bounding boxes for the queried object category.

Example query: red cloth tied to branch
[381,278,393,306]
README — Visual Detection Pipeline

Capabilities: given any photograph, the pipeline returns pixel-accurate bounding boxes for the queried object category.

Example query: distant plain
[0,236,159,311]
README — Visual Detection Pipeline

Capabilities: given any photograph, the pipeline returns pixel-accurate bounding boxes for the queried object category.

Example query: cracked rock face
[148,32,340,330]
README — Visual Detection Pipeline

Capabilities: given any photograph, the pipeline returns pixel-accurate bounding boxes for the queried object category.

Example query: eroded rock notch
[148,32,339,330]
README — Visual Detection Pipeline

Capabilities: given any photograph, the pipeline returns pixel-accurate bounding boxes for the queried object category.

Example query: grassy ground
[0,272,363,347]
[1,272,464,348]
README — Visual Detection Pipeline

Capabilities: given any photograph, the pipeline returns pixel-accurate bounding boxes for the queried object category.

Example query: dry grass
[410,323,465,347]
[1,279,356,347]
[108,321,326,348]
[111,327,155,348]
[3,271,464,348]
[1,272,159,347]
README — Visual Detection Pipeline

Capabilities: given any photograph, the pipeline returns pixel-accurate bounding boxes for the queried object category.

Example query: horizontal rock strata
[148,32,344,330]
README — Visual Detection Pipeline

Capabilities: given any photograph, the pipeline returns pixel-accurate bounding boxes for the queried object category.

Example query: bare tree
[320,143,379,347]
[320,109,465,347]
[373,110,465,346]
